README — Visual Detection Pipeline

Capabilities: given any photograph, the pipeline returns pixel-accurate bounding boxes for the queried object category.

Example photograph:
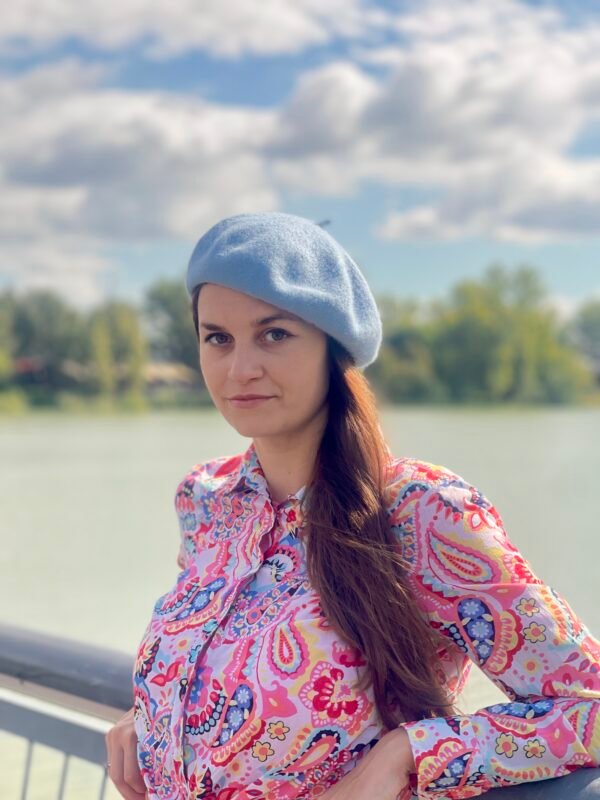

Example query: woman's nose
[227,344,264,381]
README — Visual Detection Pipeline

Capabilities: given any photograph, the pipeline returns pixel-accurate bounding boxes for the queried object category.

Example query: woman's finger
[122,732,147,795]
[108,743,146,800]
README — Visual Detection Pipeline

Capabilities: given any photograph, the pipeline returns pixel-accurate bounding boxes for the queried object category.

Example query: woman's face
[196,283,330,439]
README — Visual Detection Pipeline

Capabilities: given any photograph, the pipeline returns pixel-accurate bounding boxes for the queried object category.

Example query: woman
[106,212,600,799]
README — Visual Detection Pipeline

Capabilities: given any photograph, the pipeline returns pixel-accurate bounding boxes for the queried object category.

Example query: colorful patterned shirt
[132,440,600,799]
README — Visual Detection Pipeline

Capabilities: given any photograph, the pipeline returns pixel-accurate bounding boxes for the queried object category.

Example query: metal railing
[1,621,599,799]
[0,621,133,800]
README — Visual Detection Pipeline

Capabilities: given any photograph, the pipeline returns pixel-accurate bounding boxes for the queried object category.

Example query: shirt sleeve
[391,469,600,799]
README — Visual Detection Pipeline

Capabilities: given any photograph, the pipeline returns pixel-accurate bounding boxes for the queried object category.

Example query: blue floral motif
[486,698,555,719]
[176,577,226,620]
[235,684,253,709]
[226,707,244,729]
[461,599,486,618]
[213,684,254,747]
[466,619,494,640]
[458,596,495,664]
[477,642,492,658]
[429,753,469,790]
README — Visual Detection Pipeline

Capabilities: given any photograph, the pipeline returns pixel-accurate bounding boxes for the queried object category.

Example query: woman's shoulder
[383,453,502,540]
[385,453,473,496]
[383,453,495,521]
[174,451,243,497]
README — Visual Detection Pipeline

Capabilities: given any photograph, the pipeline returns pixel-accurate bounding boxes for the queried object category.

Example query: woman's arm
[389,471,600,799]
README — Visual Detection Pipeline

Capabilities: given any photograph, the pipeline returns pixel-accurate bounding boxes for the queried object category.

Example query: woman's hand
[105,705,148,799]
[320,727,416,800]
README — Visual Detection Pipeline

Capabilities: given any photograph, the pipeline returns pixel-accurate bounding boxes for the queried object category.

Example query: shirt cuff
[401,716,492,798]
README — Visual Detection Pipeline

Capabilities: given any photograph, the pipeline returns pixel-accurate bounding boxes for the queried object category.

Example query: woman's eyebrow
[199,313,300,331]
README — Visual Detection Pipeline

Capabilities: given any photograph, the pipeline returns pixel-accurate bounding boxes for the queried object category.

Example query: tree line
[0,264,599,412]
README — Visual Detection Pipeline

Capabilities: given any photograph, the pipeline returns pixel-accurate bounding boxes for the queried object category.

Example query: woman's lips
[228,396,274,408]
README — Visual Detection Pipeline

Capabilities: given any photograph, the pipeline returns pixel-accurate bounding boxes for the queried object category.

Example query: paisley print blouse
[132,440,600,799]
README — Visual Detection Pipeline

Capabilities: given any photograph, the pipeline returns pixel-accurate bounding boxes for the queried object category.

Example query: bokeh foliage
[0,264,598,411]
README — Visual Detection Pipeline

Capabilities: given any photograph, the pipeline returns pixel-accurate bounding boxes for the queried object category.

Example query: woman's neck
[252,409,327,504]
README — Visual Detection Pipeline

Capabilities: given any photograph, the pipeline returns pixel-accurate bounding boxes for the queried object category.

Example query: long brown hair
[191,285,455,728]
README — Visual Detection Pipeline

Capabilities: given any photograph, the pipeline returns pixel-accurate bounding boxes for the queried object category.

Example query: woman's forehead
[198,283,304,324]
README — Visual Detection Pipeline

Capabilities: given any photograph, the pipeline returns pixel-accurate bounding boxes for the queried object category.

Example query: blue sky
[2,0,600,315]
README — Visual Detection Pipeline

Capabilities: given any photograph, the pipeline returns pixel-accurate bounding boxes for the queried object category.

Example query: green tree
[368,297,446,402]
[89,316,116,395]
[10,289,89,392]
[0,291,16,387]
[568,299,600,374]
[88,301,148,395]
[427,270,510,402]
[427,265,592,404]
[143,279,199,371]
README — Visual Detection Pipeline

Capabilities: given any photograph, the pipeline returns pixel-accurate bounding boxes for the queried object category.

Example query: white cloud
[2,0,383,59]
[0,236,116,310]
[374,150,600,244]
[268,0,600,242]
[0,59,280,306]
[4,0,600,307]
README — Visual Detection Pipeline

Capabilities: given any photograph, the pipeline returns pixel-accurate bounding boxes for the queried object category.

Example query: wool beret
[185,211,382,368]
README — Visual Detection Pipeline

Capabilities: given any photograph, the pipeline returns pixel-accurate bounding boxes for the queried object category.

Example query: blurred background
[1,0,600,797]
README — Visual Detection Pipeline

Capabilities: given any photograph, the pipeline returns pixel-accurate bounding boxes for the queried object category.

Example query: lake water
[1,406,599,798]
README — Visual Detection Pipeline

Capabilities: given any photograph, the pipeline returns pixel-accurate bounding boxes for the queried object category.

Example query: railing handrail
[0,621,133,716]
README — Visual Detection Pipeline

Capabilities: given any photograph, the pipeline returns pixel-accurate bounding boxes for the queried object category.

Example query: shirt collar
[223,440,307,505]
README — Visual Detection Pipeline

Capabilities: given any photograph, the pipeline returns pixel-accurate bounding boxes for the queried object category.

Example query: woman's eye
[204,332,229,345]
[204,329,291,345]
[264,328,290,343]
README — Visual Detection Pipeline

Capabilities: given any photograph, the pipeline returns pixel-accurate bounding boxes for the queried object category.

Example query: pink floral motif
[267,721,290,741]
[251,741,274,762]
[299,661,370,733]
[524,739,546,758]
[523,622,547,643]
[516,598,540,618]
[332,640,367,668]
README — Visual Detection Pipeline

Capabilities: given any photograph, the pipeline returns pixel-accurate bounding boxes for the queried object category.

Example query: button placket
[171,498,277,788]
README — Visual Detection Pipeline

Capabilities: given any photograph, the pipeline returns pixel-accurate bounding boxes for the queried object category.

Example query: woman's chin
[227,418,278,438]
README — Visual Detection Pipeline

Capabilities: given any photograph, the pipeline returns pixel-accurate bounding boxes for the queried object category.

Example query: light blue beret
[185,211,382,368]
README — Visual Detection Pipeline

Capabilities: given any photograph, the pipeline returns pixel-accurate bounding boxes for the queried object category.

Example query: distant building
[143,361,201,390]
[13,356,201,391]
